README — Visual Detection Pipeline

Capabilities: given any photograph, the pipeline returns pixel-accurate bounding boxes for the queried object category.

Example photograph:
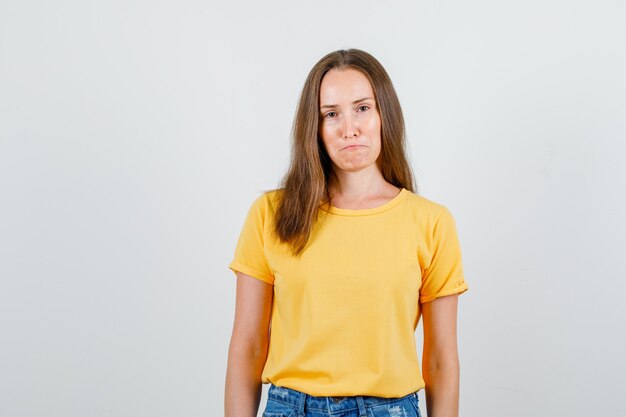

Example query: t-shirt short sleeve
[419,206,468,303]
[228,194,275,285]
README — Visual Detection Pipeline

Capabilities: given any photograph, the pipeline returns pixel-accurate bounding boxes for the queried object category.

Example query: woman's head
[291,49,412,189]
[274,49,416,256]
[318,67,382,182]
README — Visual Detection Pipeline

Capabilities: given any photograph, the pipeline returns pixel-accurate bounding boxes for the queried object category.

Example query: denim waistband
[267,383,419,415]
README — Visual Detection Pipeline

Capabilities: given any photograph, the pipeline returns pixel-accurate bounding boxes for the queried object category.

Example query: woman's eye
[324,111,336,118]
[358,105,370,112]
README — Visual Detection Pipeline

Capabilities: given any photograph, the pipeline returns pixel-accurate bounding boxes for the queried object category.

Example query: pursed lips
[342,144,364,150]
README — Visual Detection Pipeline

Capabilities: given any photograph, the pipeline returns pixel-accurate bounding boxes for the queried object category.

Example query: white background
[1,1,625,416]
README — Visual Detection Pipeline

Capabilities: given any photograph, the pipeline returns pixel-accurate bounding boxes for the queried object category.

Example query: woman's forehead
[319,68,374,105]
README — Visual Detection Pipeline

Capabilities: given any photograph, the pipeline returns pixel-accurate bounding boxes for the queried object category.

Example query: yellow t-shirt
[228,187,468,398]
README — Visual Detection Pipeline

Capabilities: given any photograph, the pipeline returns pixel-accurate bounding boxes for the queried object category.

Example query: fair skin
[318,67,398,205]
[224,273,273,417]
[422,294,461,417]
[225,67,461,417]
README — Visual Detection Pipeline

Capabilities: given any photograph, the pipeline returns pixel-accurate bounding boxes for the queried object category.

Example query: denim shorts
[262,383,422,417]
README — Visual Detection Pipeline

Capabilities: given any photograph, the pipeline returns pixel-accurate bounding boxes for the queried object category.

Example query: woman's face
[318,68,382,176]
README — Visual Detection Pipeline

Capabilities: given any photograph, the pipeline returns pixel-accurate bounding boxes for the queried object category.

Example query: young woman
[225,49,468,417]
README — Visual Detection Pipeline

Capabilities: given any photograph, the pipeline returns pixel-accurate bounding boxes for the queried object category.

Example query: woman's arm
[224,272,274,417]
[421,293,461,417]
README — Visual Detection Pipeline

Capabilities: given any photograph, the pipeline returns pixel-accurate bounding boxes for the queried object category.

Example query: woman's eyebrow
[320,97,374,110]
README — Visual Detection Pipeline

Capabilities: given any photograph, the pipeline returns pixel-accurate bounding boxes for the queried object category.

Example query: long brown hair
[270,48,416,256]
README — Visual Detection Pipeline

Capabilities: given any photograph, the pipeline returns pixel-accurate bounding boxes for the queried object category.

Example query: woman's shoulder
[403,191,461,240]
[246,187,284,213]
[403,189,450,217]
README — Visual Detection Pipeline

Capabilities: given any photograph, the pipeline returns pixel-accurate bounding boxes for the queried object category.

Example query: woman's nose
[342,115,358,138]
